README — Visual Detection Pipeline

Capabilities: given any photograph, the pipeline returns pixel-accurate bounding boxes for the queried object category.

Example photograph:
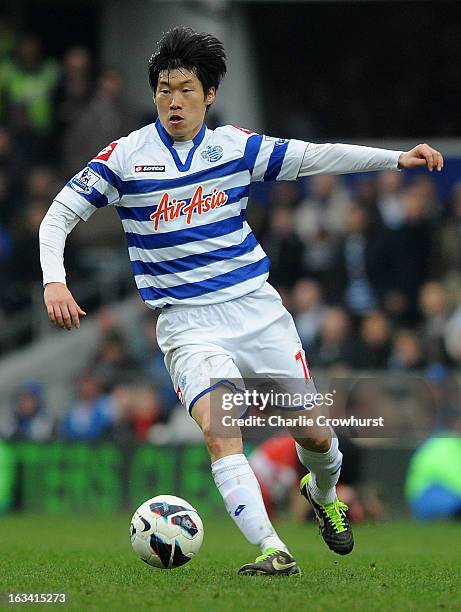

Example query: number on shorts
[295,350,311,382]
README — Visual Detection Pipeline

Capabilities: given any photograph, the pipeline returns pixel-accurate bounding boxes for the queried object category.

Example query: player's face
[154,68,215,141]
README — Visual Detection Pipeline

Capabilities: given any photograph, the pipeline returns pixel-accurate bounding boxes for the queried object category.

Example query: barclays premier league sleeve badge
[70,167,101,195]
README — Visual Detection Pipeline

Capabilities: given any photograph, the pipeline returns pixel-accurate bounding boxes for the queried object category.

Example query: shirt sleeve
[298,142,402,176]
[53,140,123,221]
[247,134,308,182]
[245,130,402,181]
[39,201,81,286]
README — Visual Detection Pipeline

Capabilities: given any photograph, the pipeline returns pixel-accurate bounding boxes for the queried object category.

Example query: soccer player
[39,27,443,576]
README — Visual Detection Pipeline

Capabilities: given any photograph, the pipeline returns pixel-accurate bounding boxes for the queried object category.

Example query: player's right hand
[44,282,87,330]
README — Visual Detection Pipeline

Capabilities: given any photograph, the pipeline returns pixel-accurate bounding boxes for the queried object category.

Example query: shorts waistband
[155,282,275,314]
[157,303,190,314]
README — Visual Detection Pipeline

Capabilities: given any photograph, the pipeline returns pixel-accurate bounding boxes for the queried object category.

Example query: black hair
[148,27,227,99]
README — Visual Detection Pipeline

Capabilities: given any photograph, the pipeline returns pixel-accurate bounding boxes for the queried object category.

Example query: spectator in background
[269,181,300,210]
[0,218,11,312]
[129,385,161,441]
[433,181,461,291]
[351,175,380,226]
[0,33,59,136]
[7,103,50,164]
[377,170,406,229]
[58,67,135,252]
[0,124,19,226]
[1,381,52,441]
[310,306,353,369]
[411,175,440,219]
[351,310,392,370]
[295,174,351,240]
[6,173,82,315]
[60,372,116,441]
[418,281,452,364]
[62,67,137,174]
[294,175,350,288]
[110,383,135,442]
[292,279,326,347]
[89,307,175,420]
[388,329,425,370]
[260,206,304,290]
[5,198,48,312]
[382,183,433,323]
[148,399,203,445]
[0,17,15,62]
[53,46,93,161]
[329,203,385,315]
[111,383,162,442]
[24,165,60,202]
[91,330,137,392]
[443,297,461,367]
[423,363,460,434]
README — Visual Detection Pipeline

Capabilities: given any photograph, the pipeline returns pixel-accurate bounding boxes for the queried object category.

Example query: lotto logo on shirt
[150,185,229,230]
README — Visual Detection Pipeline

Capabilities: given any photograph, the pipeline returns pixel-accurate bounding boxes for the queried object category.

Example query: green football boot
[238,547,301,576]
[300,473,354,555]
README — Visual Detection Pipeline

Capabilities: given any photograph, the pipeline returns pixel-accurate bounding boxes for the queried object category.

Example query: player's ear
[206,87,216,106]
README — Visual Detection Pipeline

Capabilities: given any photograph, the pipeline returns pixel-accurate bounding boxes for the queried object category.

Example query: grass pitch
[0,514,460,611]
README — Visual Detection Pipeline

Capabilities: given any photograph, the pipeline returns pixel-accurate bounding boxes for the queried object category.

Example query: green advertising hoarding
[0,442,221,514]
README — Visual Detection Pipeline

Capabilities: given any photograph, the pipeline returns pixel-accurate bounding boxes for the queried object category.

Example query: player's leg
[287,405,343,505]
[156,299,299,573]
[191,390,300,576]
[233,282,353,554]
[281,359,354,554]
[291,425,353,555]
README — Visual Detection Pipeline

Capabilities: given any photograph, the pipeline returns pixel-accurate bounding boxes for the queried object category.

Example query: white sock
[296,437,342,504]
[211,453,288,553]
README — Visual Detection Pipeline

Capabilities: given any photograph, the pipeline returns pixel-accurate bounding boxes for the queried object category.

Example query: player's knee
[192,395,242,459]
[202,422,242,460]
[203,426,226,457]
[295,437,331,453]
[200,416,212,443]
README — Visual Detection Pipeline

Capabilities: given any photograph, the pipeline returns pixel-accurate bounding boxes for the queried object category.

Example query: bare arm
[39,201,86,330]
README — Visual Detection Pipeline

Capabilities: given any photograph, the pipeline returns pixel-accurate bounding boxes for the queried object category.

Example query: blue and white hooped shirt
[54,119,307,309]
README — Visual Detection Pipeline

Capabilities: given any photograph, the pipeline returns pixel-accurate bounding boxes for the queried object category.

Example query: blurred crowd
[256,173,461,372]
[0,24,140,328]
[0,24,461,448]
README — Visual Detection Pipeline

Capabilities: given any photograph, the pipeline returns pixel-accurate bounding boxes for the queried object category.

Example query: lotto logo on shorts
[176,386,184,405]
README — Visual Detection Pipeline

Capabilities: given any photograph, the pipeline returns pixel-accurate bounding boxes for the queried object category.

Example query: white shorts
[156,282,316,415]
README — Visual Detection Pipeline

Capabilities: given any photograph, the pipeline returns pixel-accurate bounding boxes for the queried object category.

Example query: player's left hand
[398,144,443,172]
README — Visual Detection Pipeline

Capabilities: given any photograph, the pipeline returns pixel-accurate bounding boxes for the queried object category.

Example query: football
[130,495,204,569]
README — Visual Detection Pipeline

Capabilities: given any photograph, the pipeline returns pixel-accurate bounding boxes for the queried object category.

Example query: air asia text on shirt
[150,185,229,230]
